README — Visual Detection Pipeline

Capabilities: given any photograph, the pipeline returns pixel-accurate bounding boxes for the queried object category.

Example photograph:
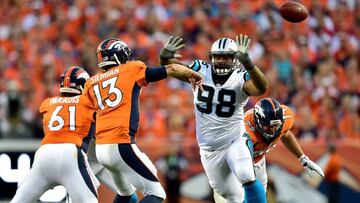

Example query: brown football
[279,1,309,23]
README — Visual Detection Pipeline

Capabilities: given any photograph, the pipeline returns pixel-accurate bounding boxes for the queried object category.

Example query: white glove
[299,155,324,177]
[159,36,185,59]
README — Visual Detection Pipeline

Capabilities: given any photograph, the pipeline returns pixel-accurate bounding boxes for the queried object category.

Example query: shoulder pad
[281,105,294,131]
[188,60,210,72]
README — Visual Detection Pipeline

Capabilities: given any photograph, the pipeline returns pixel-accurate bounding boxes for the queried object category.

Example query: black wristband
[236,53,255,71]
[242,60,255,71]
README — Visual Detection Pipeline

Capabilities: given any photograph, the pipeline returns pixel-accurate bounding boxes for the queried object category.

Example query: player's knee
[235,169,256,185]
[157,188,167,200]
[148,186,166,200]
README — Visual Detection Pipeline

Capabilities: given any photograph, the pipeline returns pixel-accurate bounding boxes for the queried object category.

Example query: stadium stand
[0,0,358,202]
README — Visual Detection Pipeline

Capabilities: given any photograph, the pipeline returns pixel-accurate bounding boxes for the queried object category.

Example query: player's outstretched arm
[159,36,186,66]
[234,34,269,96]
[165,63,204,90]
[281,131,324,177]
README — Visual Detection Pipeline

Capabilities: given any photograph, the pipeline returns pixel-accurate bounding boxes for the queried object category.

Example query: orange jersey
[245,105,294,163]
[83,61,148,144]
[39,95,95,148]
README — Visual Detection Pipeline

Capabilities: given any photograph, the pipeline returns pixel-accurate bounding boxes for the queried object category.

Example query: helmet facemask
[254,118,284,141]
[209,38,240,76]
[253,98,284,143]
[210,53,239,76]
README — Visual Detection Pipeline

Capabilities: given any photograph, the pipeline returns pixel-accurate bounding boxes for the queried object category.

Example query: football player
[11,67,99,203]
[83,38,203,203]
[214,98,325,203]
[159,35,269,203]
[87,138,138,203]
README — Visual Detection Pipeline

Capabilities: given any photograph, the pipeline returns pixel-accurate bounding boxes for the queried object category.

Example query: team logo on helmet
[96,38,132,70]
[60,66,90,94]
[254,104,266,119]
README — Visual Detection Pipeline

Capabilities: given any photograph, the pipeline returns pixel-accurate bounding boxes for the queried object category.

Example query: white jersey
[189,60,250,150]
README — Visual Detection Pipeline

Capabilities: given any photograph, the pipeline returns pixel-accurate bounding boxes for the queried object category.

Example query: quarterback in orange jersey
[214,98,324,203]
[83,38,203,203]
[11,67,99,203]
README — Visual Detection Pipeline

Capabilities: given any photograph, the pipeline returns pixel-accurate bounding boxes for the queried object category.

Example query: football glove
[299,155,324,177]
[232,34,255,70]
[159,36,185,59]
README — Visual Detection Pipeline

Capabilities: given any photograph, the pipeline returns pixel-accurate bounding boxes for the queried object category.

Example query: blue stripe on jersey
[129,83,141,143]
[244,72,250,81]
[244,132,254,158]
[192,60,201,71]
[118,144,159,181]
[77,148,98,198]
[81,122,95,153]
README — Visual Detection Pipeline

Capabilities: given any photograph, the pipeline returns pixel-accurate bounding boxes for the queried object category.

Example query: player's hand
[299,155,324,177]
[160,36,185,59]
[236,34,251,55]
[189,72,204,91]
[231,34,254,70]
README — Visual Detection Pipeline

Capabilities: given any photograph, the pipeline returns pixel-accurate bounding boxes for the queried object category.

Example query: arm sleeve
[82,82,96,109]
[145,66,167,83]
[282,105,295,131]
[39,99,47,114]
[131,61,148,86]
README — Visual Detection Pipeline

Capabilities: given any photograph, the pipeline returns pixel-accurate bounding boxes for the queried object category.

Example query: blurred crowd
[0,0,358,142]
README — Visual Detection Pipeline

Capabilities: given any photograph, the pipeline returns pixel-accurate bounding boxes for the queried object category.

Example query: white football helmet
[209,38,240,75]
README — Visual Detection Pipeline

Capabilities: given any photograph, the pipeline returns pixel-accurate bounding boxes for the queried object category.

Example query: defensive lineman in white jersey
[191,59,249,151]
[159,35,269,203]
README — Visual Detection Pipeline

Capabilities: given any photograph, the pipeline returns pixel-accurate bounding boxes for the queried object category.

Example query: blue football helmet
[253,98,284,143]
[96,38,132,70]
[59,66,90,95]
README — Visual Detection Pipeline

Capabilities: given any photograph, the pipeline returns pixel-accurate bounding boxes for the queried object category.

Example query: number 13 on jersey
[93,77,123,110]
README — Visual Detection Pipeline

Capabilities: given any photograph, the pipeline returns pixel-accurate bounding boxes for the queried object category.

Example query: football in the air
[279,1,309,23]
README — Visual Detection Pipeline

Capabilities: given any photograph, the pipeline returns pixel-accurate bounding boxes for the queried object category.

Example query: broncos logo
[254,104,265,118]
[96,38,132,69]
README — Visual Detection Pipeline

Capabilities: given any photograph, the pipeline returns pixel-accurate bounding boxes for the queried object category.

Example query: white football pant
[213,156,268,203]
[200,136,255,203]
[11,144,99,203]
[96,143,166,199]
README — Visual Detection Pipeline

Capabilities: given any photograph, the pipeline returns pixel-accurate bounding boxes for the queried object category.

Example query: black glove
[231,34,255,71]
[159,36,185,59]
